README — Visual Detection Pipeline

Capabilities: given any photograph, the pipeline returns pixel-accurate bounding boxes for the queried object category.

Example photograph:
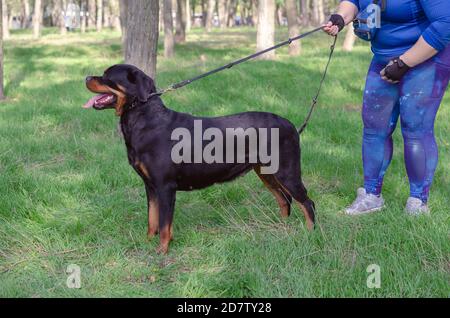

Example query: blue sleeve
[341,0,360,10]
[420,0,450,51]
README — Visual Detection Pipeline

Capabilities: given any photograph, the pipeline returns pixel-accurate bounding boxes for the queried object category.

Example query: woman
[324,0,450,215]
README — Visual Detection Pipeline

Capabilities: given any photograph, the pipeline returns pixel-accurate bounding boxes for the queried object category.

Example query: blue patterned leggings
[362,48,450,202]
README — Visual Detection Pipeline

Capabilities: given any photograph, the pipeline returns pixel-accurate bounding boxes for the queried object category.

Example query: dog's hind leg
[254,167,292,218]
[274,172,316,230]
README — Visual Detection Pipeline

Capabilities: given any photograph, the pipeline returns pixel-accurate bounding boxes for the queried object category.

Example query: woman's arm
[400,37,438,67]
[323,1,359,36]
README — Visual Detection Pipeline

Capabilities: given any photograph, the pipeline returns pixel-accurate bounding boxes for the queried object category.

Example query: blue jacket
[343,0,450,57]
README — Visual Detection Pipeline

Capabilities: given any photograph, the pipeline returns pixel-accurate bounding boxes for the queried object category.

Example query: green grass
[0,27,449,298]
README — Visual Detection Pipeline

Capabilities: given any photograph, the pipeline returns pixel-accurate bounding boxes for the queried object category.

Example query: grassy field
[0,27,449,298]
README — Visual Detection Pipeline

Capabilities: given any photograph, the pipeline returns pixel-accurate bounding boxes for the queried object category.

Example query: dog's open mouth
[83,93,117,109]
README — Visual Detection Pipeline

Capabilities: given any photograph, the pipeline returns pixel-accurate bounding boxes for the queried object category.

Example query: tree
[0,0,4,100]
[205,0,214,32]
[119,0,128,43]
[22,0,31,28]
[218,0,227,28]
[2,0,9,39]
[285,0,300,56]
[80,0,87,33]
[124,0,159,78]
[54,0,66,35]
[163,0,174,58]
[88,0,96,28]
[96,0,102,31]
[175,0,186,43]
[33,0,43,39]
[185,0,191,32]
[256,0,275,59]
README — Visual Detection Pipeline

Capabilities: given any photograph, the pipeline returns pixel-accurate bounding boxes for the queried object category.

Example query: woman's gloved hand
[323,14,345,36]
[380,57,411,83]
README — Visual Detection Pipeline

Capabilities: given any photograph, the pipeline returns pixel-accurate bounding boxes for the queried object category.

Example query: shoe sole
[345,205,385,216]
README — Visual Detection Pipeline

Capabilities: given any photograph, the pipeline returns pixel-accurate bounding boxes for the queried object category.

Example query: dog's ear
[128,69,156,103]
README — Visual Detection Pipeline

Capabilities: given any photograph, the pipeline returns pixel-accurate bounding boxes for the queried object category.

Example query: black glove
[329,14,345,32]
[381,57,411,83]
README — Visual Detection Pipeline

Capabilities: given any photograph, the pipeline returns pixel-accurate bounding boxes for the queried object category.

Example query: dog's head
[84,64,156,116]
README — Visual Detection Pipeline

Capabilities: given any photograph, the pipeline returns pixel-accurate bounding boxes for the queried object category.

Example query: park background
[0,0,448,297]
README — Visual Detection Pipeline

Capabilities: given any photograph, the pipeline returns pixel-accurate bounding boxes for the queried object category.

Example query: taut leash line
[148,26,337,135]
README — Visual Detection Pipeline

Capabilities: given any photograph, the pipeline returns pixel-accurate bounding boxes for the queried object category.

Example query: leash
[148,26,337,135]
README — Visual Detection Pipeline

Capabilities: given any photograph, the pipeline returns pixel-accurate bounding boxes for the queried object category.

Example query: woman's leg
[399,59,450,203]
[362,58,401,195]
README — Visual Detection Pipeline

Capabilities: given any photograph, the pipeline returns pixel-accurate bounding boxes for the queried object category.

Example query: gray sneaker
[405,197,430,215]
[345,188,385,215]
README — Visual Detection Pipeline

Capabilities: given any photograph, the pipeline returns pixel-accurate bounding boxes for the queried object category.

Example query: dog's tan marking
[254,167,290,218]
[148,199,159,239]
[135,161,150,179]
[156,224,171,254]
[274,176,315,230]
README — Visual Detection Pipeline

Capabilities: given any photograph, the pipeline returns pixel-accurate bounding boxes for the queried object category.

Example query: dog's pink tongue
[83,95,102,109]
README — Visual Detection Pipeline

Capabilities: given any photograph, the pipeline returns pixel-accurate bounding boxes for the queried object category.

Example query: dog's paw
[156,244,169,255]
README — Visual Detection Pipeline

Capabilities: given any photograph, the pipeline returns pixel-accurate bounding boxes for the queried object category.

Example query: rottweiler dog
[84,64,315,254]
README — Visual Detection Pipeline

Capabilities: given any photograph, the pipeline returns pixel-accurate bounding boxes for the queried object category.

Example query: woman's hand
[323,20,341,36]
[323,1,359,36]
[380,58,411,83]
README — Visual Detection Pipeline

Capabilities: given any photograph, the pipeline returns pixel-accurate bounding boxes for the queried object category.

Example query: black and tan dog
[84,64,315,254]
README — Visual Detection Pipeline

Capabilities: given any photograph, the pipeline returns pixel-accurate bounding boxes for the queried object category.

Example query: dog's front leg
[155,184,176,255]
[145,185,159,240]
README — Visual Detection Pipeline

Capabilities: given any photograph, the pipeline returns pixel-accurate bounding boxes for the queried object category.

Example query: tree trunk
[218,0,227,28]
[285,0,300,56]
[124,0,159,78]
[55,0,67,35]
[33,0,43,39]
[227,0,237,27]
[119,0,128,43]
[88,0,96,28]
[256,0,275,59]
[205,0,214,32]
[251,0,258,26]
[343,23,357,52]
[0,0,4,100]
[2,0,9,39]
[164,0,174,58]
[22,0,31,28]
[103,0,111,28]
[80,0,87,33]
[96,0,103,31]
[110,0,121,33]
[186,0,191,32]
[175,0,186,43]
[299,0,308,26]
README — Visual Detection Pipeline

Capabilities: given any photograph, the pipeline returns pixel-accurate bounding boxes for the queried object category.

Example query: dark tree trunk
[124,0,159,78]
[175,0,186,43]
[163,0,174,58]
